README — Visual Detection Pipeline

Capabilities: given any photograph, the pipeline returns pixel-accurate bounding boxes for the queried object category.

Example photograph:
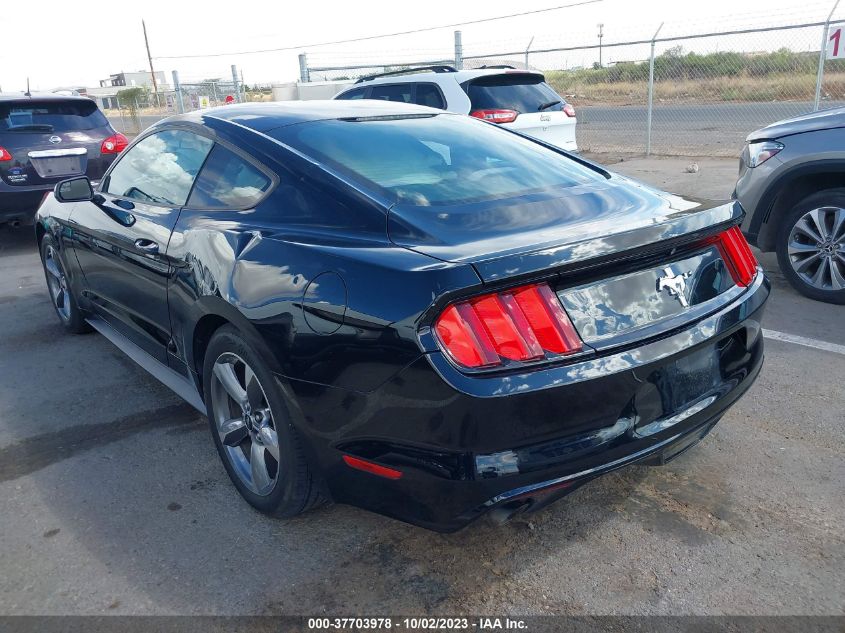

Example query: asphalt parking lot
[1,157,843,616]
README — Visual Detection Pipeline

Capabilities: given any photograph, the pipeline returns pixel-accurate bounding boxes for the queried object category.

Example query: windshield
[464,74,564,113]
[0,99,109,132]
[274,114,602,206]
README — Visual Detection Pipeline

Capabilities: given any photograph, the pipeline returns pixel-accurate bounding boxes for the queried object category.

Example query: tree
[116,86,151,132]
[116,86,148,112]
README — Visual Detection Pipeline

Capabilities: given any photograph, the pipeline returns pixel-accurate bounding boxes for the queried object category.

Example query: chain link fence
[106,66,257,136]
[301,7,845,157]
[112,6,845,156]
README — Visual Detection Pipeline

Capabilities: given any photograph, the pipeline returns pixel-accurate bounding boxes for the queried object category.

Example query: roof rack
[355,65,457,84]
[478,65,517,70]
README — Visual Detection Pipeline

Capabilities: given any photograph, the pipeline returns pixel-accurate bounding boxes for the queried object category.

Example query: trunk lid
[388,174,740,281]
[390,174,746,348]
[556,244,743,351]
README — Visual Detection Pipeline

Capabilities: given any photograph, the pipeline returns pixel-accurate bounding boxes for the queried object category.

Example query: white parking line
[762,329,845,356]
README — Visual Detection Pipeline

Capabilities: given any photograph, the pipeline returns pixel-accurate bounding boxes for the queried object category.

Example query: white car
[334,65,578,152]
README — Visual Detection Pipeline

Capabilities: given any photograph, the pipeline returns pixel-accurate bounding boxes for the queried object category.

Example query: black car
[1,92,127,225]
[35,100,768,531]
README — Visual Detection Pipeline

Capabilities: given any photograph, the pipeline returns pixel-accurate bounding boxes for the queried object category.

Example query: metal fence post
[814,0,841,110]
[116,95,127,133]
[646,22,664,156]
[299,53,310,83]
[524,36,534,70]
[454,31,463,70]
[231,65,240,102]
[172,70,184,113]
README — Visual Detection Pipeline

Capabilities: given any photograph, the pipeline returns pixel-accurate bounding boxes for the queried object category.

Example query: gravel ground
[0,157,843,615]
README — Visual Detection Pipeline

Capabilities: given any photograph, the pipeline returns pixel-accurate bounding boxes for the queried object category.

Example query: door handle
[134,239,159,254]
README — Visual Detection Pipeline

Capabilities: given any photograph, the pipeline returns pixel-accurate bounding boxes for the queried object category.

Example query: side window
[105,129,212,205]
[336,87,366,100]
[415,83,445,109]
[369,84,413,103]
[187,144,272,209]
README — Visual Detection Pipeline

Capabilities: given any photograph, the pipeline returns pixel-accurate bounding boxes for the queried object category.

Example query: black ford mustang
[35,100,768,531]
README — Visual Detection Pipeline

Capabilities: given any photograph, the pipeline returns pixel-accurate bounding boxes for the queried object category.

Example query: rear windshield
[274,114,603,206]
[0,99,109,132]
[464,74,564,113]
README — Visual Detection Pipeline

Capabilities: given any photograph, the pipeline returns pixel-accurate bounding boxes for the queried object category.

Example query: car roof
[0,92,94,103]
[347,68,543,89]
[166,99,452,133]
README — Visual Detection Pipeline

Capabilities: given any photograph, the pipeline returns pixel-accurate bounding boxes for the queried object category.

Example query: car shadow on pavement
[0,223,36,257]
[19,417,724,615]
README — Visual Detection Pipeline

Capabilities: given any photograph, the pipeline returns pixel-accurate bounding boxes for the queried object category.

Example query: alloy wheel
[787,206,845,291]
[210,352,280,495]
[44,245,72,322]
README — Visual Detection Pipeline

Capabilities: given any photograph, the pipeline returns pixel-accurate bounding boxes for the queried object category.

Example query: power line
[153,0,603,59]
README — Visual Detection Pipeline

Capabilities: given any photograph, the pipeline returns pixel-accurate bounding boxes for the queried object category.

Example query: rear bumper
[0,185,51,222]
[289,271,769,531]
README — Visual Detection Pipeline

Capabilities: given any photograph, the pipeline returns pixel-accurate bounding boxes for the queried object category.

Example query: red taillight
[563,103,576,117]
[470,109,518,124]
[101,133,129,155]
[713,226,758,287]
[342,455,403,480]
[0,146,12,161]
[434,283,583,369]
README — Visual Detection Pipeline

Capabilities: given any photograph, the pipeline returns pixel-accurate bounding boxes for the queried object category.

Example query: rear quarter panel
[163,129,482,394]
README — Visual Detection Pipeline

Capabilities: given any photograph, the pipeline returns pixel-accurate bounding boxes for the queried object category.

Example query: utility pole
[597,23,604,67]
[142,19,160,108]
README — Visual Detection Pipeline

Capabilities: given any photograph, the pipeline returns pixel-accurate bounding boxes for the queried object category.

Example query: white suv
[334,65,577,152]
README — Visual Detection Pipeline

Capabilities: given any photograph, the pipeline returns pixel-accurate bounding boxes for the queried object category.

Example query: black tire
[202,325,327,517]
[776,189,845,305]
[39,234,92,334]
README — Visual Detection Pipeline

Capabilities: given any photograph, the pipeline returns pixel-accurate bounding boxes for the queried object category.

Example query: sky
[1,0,841,92]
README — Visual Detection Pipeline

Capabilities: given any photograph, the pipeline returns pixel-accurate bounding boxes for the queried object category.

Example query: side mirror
[55,177,94,203]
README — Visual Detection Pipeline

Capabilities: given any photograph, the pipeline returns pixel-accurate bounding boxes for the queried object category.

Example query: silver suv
[735,107,845,304]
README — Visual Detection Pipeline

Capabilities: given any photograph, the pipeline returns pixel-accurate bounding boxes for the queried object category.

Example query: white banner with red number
[828,25,845,59]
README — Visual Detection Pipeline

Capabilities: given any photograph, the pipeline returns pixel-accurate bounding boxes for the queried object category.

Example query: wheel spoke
[811,257,830,288]
[213,361,248,407]
[258,426,280,462]
[220,417,248,446]
[809,209,830,241]
[788,241,819,255]
[830,258,845,291]
[831,208,845,243]
[250,440,272,491]
[48,281,61,304]
[794,252,821,273]
[244,365,264,409]
[45,257,62,280]
[794,216,824,244]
